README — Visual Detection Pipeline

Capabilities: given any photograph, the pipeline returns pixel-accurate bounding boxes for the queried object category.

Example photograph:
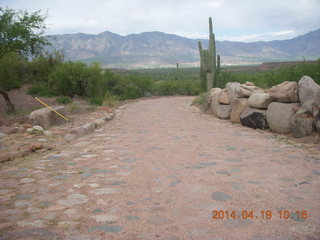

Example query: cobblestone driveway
[0,96,319,240]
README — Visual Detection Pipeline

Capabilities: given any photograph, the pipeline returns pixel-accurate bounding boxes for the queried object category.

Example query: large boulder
[216,104,231,119]
[297,76,320,114]
[210,89,223,117]
[240,107,269,130]
[313,91,320,132]
[226,82,241,100]
[230,98,248,123]
[204,88,221,113]
[238,84,265,97]
[291,113,316,138]
[30,106,67,130]
[248,93,273,109]
[266,102,300,134]
[268,81,299,103]
[218,89,231,105]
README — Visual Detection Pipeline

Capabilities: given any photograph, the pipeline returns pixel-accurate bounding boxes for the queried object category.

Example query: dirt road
[0,96,319,240]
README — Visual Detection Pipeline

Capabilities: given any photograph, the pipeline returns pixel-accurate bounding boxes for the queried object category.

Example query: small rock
[0,126,17,134]
[52,129,66,135]
[104,113,114,121]
[44,130,53,136]
[83,122,96,133]
[0,153,10,163]
[64,133,77,142]
[17,126,26,133]
[69,126,86,136]
[29,144,43,151]
[27,125,45,135]
[0,132,7,138]
[92,119,106,128]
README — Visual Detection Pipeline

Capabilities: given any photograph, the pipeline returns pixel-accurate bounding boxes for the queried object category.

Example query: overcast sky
[1,0,320,42]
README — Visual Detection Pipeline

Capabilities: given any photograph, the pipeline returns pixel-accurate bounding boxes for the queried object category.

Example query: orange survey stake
[212,210,308,220]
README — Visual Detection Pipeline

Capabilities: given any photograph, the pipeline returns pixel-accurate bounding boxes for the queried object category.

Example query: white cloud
[2,0,320,41]
[218,30,297,42]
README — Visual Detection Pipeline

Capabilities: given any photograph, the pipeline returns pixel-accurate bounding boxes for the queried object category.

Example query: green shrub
[56,96,72,104]
[27,84,56,97]
[27,51,64,84]
[89,97,104,106]
[192,92,208,105]
[49,61,90,97]
[153,80,202,96]
[103,90,120,107]
[0,52,27,91]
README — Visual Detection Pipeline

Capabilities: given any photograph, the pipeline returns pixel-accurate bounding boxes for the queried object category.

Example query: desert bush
[49,61,91,97]
[217,61,320,89]
[27,84,56,97]
[192,92,208,105]
[56,96,72,104]
[103,90,120,107]
[89,97,104,106]
[153,80,202,96]
[0,52,27,91]
[28,51,64,84]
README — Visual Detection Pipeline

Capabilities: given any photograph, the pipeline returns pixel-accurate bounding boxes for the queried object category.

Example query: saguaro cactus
[198,17,220,91]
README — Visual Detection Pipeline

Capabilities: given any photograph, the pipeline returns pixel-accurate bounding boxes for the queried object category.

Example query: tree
[0,7,48,112]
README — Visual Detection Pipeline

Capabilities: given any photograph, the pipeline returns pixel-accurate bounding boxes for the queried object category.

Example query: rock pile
[206,76,320,138]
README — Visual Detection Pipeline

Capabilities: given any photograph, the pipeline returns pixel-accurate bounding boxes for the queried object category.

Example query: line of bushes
[0,51,204,107]
[216,60,320,89]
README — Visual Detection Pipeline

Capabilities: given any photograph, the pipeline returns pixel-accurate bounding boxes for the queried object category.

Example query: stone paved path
[0,96,319,240]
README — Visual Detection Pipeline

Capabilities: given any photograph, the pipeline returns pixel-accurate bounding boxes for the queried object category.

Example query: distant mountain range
[47,29,320,68]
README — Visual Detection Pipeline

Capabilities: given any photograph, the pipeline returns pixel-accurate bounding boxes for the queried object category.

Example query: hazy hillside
[47,29,320,68]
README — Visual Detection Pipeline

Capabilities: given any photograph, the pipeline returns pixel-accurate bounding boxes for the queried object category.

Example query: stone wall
[205,76,320,138]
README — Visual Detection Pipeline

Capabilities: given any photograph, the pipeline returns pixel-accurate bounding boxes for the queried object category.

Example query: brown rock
[20,149,33,157]
[17,126,26,133]
[218,89,230,105]
[29,144,43,152]
[0,153,11,163]
[21,124,33,129]
[268,81,299,103]
[230,98,248,123]
[52,129,67,135]
[68,127,86,136]
[0,126,17,134]
[238,84,265,97]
